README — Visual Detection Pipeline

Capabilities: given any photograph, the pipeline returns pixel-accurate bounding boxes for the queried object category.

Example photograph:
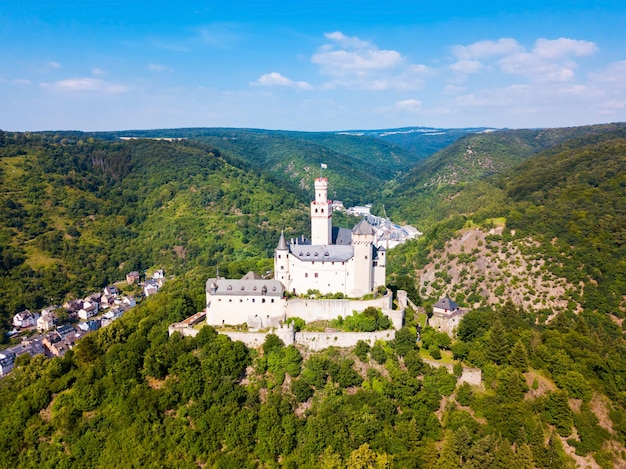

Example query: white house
[13,310,38,329]
[78,301,98,320]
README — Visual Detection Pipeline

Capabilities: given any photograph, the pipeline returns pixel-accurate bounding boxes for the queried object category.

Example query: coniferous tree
[508,340,530,372]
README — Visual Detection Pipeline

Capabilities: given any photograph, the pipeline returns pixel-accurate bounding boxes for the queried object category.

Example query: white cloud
[47,62,61,69]
[451,37,598,84]
[533,38,597,59]
[394,99,422,112]
[589,60,626,84]
[452,38,522,60]
[148,63,171,72]
[598,100,626,114]
[40,77,129,94]
[311,31,428,90]
[449,60,483,74]
[92,68,106,76]
[253,72,312,90]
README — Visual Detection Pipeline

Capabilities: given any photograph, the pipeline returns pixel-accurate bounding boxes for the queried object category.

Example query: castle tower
[311,178,332,245]
[274,230,290,287]
[351,219,375,296]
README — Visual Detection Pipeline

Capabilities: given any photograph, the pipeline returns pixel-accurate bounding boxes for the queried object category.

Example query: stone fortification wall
[295,330,394,351]
[168,323,199,337]
[423,358,482,386]
[285,293,393,323]
[168,321,394,352]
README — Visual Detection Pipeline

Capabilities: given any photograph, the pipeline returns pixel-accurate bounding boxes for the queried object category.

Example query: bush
[429,345,442,360]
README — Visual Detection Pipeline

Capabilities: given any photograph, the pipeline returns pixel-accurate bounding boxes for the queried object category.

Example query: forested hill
[387,126,626,316]
[0,125,625,467]
[383,122,626,229]
[0,133,309,335]
[87,127,479,203]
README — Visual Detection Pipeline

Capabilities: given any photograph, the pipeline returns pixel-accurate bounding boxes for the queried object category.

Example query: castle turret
[351,219,375,296]
[311,178,332,245]
[274,230,290,286]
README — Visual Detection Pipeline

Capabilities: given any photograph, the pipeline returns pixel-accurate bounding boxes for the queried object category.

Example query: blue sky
[2,0,626,131]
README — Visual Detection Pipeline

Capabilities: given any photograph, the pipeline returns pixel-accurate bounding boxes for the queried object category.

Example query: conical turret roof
[352,219,375,236]
[276,230,288,250]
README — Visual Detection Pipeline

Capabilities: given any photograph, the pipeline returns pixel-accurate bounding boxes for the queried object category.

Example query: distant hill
[383,122,626,229]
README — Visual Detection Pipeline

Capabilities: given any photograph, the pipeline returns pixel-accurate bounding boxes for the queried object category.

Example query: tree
[508,340,530,372]
[354,340,371,362]
[395,327,416,357]
[545,391,573,437]
[262,333,284,355]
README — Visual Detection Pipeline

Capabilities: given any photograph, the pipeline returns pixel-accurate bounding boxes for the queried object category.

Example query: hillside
[383,122,626,230]
[0,133,309,336]
[0,125,625,468]
[93,128,423,205]
[387,127,626,317]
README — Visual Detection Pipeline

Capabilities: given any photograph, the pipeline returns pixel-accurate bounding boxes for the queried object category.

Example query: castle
[274,177,386,297]
[205,177,388,329]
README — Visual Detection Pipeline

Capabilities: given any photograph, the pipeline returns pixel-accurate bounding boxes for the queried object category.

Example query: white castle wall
[285,293,393,322]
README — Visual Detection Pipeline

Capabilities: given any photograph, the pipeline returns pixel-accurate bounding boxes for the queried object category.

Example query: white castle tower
[274,230,290,286]
[351,219,376,296]
[310,178,332,246]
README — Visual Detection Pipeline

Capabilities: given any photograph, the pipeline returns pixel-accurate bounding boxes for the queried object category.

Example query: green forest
[0,124,625,468]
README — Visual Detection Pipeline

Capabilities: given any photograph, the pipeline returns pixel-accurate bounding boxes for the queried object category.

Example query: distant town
[336,201,422,249]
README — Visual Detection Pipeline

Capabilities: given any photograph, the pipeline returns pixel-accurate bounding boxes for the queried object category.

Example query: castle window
[241,286,245,290]
[324,252,329,256]
[227,285,232,291]
[314,252,318,257]
[262,298,265,303]
[315,208,318,213]
[305,273,308,278]
[321,208,324,213]
[271,299,274,303]
[281,266,284,270]
[332,262,335,265]
[314,273,318,278]
[365,256,368,259]
[253,286,257,291]
[272,286,276,291]
[229,299,232,302]
[240,299,243,302]
[252,299,255,302]
[278,254,281,259]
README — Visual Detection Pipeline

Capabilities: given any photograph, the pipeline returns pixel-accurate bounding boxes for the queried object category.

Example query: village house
[78,300,99,320]
[37,308,57,332]
[126,271,140,285]
[12,310,38,329]
[103,285,120,296]
[143,279,159,297]
[0,352,15,377]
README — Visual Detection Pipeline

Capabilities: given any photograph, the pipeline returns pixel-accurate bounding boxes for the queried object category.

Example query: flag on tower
[320,163,328,169]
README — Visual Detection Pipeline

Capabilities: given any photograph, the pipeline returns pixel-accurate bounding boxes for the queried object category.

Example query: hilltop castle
[205,177,388,328]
